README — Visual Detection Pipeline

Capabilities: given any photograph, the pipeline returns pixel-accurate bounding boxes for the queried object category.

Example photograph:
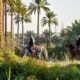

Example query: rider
[22,35,35,57]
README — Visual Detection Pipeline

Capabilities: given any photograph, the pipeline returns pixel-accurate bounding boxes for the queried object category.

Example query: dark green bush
[48,46,67,61]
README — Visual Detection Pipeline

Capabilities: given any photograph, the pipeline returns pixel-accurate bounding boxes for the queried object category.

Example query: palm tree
[2,0,5,36]
[29,0,49,39]
[7,0,16,49]
[4,0,7,44]
[0,0,3,48]
[41,10,58,47]
[14,0,22,46]
[20,5,31,45]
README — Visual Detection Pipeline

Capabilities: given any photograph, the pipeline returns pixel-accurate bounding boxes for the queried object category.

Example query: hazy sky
[13,0,80,34]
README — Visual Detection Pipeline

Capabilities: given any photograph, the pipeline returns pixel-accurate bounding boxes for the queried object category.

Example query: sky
[11,0,80,34]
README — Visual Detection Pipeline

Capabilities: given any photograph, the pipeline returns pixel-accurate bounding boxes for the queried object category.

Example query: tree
[2,0,5,36]
[4,0,7,44]
[14,0,22,46]
[20,5,31,45]
[29,0,49,39]
[7,0,16,49]
[42,29,53,48]
[60,20,80,46]
[41,10,58,47]
[0,0,3,48]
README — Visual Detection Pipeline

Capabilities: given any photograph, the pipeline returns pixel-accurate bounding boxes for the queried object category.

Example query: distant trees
[2,0,80,53]
[60,20,80,46]
[42,29,54,48]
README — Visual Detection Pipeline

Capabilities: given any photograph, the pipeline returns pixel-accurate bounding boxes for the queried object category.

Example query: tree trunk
[0,0,3,48]
[55,25,56,35]
[11,10,14,49]
[37,7,40,44]
[17,13,20,46]
[4,0,7,44]
[2,0,5,36]
[22,18,24,45]
[49,22,51,47]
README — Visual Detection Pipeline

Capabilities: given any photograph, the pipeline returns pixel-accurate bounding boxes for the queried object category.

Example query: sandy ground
[46,60,80,67]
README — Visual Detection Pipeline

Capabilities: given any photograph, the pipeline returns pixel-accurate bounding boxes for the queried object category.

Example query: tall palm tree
[2,0,5,36]
[41,11,58,47]
[0,0,3,48]
[14,0,22,46]
[7,0,16,49]
[20,5,31,45]
[29,0,49,39]
[4,0,7,44]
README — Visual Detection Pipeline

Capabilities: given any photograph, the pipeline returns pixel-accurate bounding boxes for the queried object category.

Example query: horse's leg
[38,52,42,60]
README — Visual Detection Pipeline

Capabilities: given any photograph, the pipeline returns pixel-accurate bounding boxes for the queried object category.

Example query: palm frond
[24,15,32,23]
[41,17,48,27]
[42,6,50,12]
[41,0,50,6]
[28,3,37,14]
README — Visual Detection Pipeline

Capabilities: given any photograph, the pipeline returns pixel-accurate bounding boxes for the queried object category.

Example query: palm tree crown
[29,0,50,14]
[42,11,58,26]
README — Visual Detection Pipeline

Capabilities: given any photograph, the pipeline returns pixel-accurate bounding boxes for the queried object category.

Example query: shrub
[0,50,80,80]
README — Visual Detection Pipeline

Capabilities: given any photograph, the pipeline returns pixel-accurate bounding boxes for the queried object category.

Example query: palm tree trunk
[22,18,24,45]
[55,25,56,35]
[17,13,20,46]
[4,0,7,45]
[11,10,14,49]
[48,22,51,47]
[2,0,5,47]
[0,0,3,48]
[37,7,40,44]
[2,0,5,36]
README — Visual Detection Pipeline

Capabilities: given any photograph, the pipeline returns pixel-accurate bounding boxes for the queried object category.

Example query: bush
[0,50,80,80]
[48,46,67,61]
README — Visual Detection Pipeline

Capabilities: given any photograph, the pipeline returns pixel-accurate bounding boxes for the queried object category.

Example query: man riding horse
[22,36,48,60]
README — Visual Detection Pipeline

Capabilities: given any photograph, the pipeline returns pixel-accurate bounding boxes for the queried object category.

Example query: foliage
[60,19,80,45]
[48,46,67,61]
[0,50,80,80]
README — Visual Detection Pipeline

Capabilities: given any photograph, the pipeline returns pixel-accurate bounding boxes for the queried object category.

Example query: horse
[21,45,48,60]
[30,45,48,60]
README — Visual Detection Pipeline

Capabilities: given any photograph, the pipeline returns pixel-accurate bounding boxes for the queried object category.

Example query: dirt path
[46,60,80,67]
